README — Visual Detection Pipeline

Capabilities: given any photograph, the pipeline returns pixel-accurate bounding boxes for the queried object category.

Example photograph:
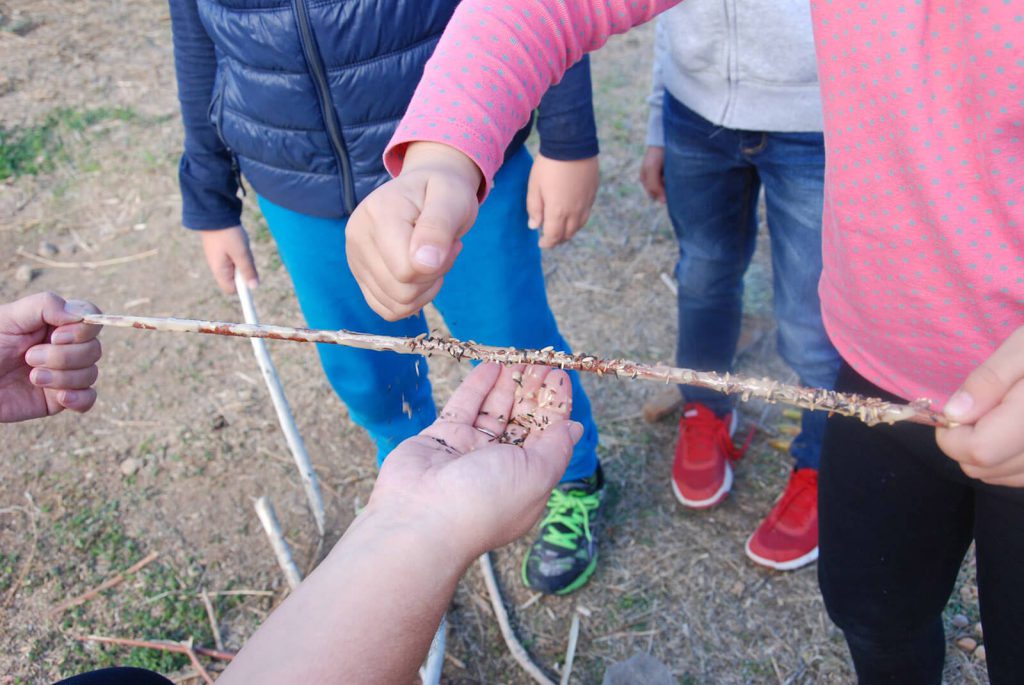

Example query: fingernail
[413,245,443,269]
[568,421,585,443]
[528,219,540,229]
[25,348,46,366]
[63,299,90,317]
[51,330,75,345]
[944,390,974,419]
[31,368,52,385]
[247,278,260,290]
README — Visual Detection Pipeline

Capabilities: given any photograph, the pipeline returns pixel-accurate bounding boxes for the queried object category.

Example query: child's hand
[199,225,260,294]
[346,142,482,321]
[526,154,599,248]
[0,293,102,422]
[639,146,666,203]
[937,327,1024,487]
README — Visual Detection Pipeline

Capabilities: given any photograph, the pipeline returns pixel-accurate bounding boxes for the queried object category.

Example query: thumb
[1,292,87,334]
[230,242,260,290]
[408,176,477,275]
[944,329,1024,423]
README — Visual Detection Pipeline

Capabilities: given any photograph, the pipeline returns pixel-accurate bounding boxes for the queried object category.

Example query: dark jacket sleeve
[169,0,242,230]
[534,55,599,161]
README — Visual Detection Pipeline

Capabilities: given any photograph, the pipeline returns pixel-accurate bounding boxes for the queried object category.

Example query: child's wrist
[403,142,483,192]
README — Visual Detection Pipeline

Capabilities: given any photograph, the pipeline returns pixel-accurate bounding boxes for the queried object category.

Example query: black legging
[819,362,1024,684]
[54,668,172,685]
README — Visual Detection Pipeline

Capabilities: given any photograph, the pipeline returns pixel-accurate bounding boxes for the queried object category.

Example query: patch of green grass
[0,551,20,595]
[39,499,240,676]
[0,106,138,180]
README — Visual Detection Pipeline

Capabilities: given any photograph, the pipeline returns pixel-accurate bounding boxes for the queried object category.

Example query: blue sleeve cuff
[536,56,599,162]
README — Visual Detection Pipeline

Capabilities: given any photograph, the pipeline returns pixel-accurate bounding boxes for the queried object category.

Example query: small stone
[959,584,978,602]
[956,636,977,653]
[211,414,228,431]
[974,645,986,662]
[951,614,970,629]
[119,457,143,477]
[38,241,59,257]
[974,622,983,639]
[730,581,745,597]
[15,264,40,283]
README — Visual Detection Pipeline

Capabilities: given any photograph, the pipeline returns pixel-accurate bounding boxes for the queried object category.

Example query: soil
[1,2,989,683]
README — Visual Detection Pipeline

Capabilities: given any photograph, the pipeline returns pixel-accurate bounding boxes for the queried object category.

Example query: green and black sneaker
[521,464,605,595]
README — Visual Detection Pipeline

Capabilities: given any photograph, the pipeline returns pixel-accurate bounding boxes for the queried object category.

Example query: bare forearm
[218,506,468,684]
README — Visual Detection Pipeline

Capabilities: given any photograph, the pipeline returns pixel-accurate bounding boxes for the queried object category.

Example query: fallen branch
[52,551,159,615]
[559,614,581,685]
[478,553,556,685]
[200,589,224,652]
[73,634,235,671]
[16,247,158,270]
[83,313,952,427]
[235,274,326,538]
[254,496,303,591]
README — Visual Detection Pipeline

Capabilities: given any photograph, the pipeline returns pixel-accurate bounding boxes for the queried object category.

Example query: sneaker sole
[744,538,819,571]
[672,461,733,509]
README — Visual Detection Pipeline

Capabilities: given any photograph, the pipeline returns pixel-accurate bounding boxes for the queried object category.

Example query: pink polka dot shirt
[385,0,1024,405]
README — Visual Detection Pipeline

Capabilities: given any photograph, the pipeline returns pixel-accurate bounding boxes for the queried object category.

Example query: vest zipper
[292,0,356,213]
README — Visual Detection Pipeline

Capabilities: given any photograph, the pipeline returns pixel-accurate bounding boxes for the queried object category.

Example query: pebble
[974,645,986,662]
[38,241,59,257]
[956,636,977,653]
[951,614,970,629]
[119,457,143,477]
[15,264,40,283]
[974,622,983,639]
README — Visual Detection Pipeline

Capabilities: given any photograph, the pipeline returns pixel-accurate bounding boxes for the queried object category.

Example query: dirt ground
[1,2,991,683]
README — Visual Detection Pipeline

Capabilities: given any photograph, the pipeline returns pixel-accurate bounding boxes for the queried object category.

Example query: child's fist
[346,143,482,321]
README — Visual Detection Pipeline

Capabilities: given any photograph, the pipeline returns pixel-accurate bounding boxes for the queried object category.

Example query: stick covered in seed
[83,313,951,427]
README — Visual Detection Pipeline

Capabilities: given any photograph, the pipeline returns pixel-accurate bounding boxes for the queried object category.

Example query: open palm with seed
[368,362,582,559]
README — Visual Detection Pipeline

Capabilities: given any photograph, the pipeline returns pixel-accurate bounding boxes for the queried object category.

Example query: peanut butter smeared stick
[82,313,952,428]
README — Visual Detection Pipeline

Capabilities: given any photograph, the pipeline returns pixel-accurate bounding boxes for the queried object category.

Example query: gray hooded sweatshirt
[646,0,823,145]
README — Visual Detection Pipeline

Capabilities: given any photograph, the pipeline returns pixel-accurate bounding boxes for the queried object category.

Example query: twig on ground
[559,614,581,685]
[235,274,326,538]
[254,496,302,591]
[200,589,224,652]
[52,551,159,615]
[478,553,556,685]
[72,634,235,663]
[83,313,951,427]
[183,638,215,685]
[16,246,158,270]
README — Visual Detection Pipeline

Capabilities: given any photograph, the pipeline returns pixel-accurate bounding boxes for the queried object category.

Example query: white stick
[478,553,556,685]
[418,614,446,685]
[254,496,303,591]
[235,274,326,537]
[559,615,581,685]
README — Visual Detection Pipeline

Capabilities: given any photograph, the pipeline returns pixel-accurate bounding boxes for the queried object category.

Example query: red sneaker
[671,403,741,509]
[745,468,819,571]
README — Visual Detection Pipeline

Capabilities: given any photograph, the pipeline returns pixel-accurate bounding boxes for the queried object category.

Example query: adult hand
[526,153,599,248]
[0,292,102,422]
[346,142,482,321]
[199,225,259,294]
[639,145,666,203]
[937,327,1024,487]
[368,362,582,560]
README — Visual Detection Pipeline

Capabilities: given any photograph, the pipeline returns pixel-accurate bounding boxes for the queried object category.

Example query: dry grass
[1,2,988,683]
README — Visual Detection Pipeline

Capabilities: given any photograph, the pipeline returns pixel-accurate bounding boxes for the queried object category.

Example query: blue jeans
[258,147,599,482]
[662,94,840,470]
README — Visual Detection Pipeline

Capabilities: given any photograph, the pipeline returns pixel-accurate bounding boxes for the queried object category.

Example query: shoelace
[540,488,600,550]
[685,411,755,462]
[764,469,818,527]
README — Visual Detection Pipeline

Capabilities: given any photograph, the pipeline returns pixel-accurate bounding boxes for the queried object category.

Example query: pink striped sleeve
[384,0,679,193]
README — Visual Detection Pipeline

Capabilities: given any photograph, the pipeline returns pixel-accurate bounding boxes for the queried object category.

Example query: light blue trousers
[259,147,599,482]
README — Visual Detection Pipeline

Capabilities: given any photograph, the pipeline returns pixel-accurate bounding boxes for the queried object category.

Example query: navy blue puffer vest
[198,0,461,218]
